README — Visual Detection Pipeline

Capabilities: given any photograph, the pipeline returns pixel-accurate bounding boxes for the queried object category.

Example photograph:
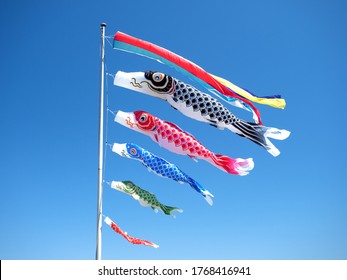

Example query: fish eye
[139,113,148,122]
[152,72,165,82]
[130,148,137,155]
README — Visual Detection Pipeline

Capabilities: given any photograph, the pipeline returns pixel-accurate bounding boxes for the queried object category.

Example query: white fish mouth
[110,181,126,191]
[114,71,167,100]
[111,143,129,158]
[115,110,143,133]
[114,71,147,92]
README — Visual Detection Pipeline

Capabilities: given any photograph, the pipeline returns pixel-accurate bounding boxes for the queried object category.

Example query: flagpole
[96,22,106,260]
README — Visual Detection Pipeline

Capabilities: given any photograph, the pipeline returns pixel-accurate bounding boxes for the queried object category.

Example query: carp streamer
[113,31,287,124]
[104,216,159,248]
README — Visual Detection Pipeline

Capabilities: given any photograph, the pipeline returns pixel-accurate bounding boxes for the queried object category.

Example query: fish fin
[187,178,214,205]
[143,164,152,172]
[139,199,149,206]
[229,121,290,157]
[208,120,225,130]
[152,207,159,213]
[264,127,291,140]
[204,195,213,206]
[188,154,199,163]
[209,123,218,128]
[210,154,254,175]
[160,205,183,217]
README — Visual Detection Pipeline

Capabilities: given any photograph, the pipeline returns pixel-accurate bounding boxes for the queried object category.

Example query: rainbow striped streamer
[113,31,266,124]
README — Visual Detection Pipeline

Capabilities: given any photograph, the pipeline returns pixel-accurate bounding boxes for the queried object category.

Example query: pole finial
[100,23,107,27]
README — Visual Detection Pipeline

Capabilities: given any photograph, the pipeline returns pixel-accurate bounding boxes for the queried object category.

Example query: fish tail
[229,121,290,157]
[159,204,183,217]
[210,154,254,176]
[187,178,214,206]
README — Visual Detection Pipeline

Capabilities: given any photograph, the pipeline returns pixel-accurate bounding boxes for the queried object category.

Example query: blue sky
[1,0,346,260]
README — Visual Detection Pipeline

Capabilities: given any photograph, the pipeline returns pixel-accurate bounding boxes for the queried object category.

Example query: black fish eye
[140,113,147,122]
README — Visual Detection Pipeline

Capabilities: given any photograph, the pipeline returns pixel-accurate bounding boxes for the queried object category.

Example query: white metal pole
[96,22,106,260]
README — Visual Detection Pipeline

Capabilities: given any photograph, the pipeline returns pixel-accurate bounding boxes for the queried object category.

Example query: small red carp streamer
[104,216,159,248]
[113,31,264,124]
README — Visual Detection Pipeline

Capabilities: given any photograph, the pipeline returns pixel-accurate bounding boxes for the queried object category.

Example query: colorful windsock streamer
[113,31,266,124]
[211,74,286,109]
[110,180,183,217]
[104,216,159,248]
[114,71,290,157]
[115,110,254,175]
[111,142,214,205]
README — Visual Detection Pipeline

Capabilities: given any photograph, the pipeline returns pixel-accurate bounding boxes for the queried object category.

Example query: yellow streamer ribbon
[210,73,286,109]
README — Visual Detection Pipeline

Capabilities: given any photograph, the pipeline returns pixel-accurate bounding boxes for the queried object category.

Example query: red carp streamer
[104,216,159,248]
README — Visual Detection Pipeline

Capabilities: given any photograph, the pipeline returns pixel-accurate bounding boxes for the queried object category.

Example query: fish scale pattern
[118,181,182,216]
[141,150,188,183]
[155,119,210,158]
[134,187,157,205]
[124,182,158,205]
[172,78,239,125]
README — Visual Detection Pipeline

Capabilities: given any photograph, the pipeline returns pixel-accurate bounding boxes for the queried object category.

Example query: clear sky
[1,0,346,260]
